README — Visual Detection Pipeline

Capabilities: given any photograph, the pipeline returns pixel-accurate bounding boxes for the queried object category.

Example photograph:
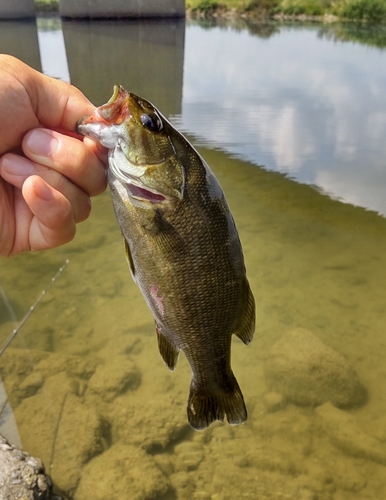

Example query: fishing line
[0,286,17,323]
[0,260,69,358]
[0,383,8,421]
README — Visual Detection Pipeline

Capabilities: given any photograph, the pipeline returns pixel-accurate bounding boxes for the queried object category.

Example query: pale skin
[0,54,108,257]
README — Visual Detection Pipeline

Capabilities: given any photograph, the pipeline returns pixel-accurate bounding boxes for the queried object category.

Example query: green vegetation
[188,0,250,8]
[191,0,219,12]
[338,0,386,22]
[322,22,386,46]
[35,0,58,12]
[36,0,386,23]
[187,0,386,21]
[271,0,325,16]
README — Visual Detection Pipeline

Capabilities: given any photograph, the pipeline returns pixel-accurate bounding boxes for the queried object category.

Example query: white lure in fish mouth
[78,120,170,206]
[77,114,126,149]
[77,92,184,207]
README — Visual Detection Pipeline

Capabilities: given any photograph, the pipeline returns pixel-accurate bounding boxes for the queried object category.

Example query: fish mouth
[125,182,167,204]
[109,155,169,205]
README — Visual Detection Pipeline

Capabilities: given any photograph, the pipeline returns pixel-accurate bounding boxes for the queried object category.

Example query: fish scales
[77,85,255,430]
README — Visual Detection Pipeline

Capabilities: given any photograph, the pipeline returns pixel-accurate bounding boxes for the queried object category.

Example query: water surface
[172,20,386,216]
[1,17,386,500]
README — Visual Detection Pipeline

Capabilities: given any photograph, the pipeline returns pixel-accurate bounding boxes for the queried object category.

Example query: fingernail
[1,154,34,176]
[26,129,58,157]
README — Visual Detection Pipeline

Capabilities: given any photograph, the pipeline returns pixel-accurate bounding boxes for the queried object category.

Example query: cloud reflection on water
[172,23,386,215]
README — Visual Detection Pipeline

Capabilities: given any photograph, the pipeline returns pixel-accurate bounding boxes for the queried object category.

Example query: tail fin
[187,373,247,431]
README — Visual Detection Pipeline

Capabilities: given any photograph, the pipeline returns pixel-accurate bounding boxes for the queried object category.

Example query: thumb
[32,70,96,131]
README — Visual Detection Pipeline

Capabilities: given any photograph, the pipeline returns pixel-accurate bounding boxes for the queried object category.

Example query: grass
[35,0,59,12]
[187,0,280,15]
[337,0,386,21]
[187,0,251,8]
[271,0,325,16]
[187,0,386,21]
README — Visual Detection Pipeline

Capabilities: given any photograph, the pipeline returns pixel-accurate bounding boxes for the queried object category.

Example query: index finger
[22,129,107,197]
[33,70,96,131]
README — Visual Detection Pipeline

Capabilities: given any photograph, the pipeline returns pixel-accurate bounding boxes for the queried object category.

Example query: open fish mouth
[126,182,167,204]
[109,153,169,205]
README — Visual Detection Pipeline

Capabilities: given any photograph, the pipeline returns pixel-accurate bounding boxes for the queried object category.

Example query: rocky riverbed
[2,149,386,499]
[1,322,386,500]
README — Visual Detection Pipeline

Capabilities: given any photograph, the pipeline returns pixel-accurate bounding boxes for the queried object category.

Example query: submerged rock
[0,347,99,408]
[74,444,170,500]
[14,374,104,496]
[262,391,287,413]
[264,328,366,408]
[327,457,366,492]
[170,471,196,500]
[174,441,204,472]
[316,402,386,465]
[0,434,57,500]
[18,371,44,399]
[0,348,48,407]
[49,394,104,495]
[109,391,189,452]
[87,356,141,402]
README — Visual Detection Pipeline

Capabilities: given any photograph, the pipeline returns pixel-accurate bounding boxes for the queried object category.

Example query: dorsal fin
[156,326,180,371]
[233,284,255,345]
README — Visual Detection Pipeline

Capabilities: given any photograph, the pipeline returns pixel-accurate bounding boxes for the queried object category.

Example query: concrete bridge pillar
[0,0,35,18]
[59,0,185,18]
[62,18,185,116]
[0,19,41,71]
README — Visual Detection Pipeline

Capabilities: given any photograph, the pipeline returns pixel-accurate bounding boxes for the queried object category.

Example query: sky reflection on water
[2,17,386,215]
[170,22,386,216]
[2,18,386,500]
[36,18,70,82]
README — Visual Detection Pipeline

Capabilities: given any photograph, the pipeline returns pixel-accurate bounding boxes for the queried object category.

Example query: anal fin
[156,326,180,371]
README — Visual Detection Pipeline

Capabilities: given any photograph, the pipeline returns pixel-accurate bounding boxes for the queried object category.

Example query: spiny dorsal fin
[156,326,180,371]
[233,284,255,345]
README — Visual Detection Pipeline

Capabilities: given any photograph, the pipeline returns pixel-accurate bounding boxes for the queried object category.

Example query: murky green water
[1,16,386,500]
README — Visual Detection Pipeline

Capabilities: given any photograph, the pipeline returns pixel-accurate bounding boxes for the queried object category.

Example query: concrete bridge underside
[0,0,185,18]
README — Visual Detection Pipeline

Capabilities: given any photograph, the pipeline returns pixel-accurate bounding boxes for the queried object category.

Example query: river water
[1,15,386,500]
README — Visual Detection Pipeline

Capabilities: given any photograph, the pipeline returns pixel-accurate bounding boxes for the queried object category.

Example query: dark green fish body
[77,86,255,430]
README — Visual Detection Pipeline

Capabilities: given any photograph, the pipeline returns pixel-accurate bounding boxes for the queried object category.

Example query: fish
[77,85,255,430]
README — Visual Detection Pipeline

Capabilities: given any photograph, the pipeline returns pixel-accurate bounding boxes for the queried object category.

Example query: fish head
[77,85,185,208]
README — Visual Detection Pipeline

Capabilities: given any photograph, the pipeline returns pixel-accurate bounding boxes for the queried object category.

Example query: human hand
[0,55,108,257]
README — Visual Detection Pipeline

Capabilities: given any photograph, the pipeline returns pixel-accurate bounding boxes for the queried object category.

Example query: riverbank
[35,0,386,22]
[187,0,386,22]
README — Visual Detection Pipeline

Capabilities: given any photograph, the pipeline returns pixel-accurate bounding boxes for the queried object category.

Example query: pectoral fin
[156,326,180,371]
[145,210,187,257]
[233,284,255,345]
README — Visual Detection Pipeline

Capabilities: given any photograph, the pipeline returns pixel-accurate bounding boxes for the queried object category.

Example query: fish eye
[140,113,163,132]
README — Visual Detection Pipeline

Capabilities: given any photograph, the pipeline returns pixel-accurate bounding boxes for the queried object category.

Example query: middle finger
[0,154,92,224]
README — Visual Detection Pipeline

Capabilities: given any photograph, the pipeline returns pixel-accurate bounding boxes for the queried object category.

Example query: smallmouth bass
[77,86,255,430]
